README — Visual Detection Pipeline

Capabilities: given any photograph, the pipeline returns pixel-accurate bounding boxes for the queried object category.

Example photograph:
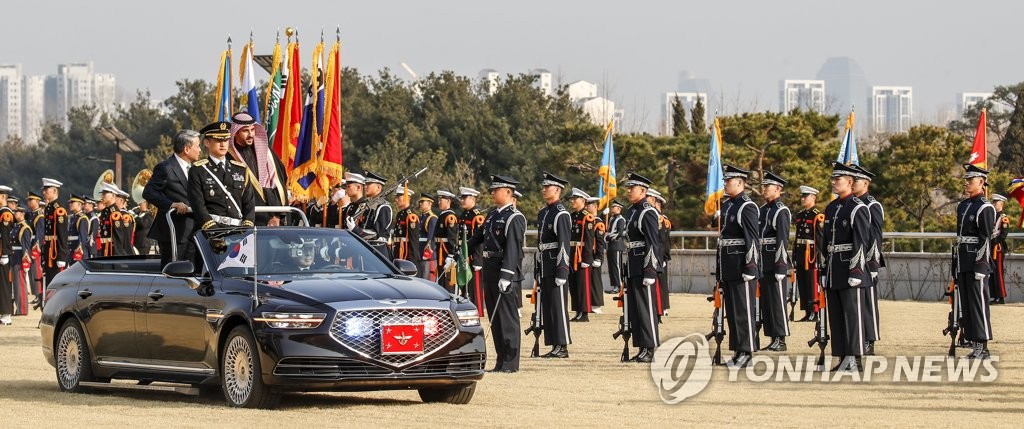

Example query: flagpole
[252,227,259,312]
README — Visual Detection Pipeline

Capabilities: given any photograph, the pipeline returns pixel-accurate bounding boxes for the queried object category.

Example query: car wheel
[55,319,97,392]
[418,382,477,404]
[221,326,279,409]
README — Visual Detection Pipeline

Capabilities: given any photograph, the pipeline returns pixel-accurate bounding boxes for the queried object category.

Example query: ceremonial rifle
[787,270,797,321]
[523,258,543,357]
[942,247,961,357]
[611,264,630,362]
[704,276,726,365]
[807,214,829,370]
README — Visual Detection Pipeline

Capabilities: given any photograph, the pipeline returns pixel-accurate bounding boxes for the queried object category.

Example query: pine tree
[996,83,1024,175]
[672,97,689,136]
[691,97,707,134]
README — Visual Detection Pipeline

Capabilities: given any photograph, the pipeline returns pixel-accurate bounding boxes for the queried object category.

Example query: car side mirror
[163,260,195,277]
[393,259,418,276]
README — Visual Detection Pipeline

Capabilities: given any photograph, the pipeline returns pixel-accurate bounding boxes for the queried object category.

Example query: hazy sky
[3,0,1020,133]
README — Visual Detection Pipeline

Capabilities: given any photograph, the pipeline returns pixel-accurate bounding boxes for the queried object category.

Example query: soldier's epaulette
[866,195,878,203]
[229,160,247,168]
[639,201,653,209]
[193,159,209,166]
[851,196,866,205]
[555,204,566,211]
[980,196,990,203]
[740,195,752,202]
[774,200,785,209]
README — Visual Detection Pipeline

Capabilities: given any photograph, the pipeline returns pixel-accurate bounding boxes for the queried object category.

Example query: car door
[143,274,215,368]
[77,272,146,362]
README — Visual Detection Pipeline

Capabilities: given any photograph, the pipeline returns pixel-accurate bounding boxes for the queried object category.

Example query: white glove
[498,278,511,293]
[742,274,755,282]
[581,263,590,268]
[555,278,567,287]
[974,272,986,281]
[320,246,330,261]
[775,274,785,282]
[870,272,878,280]
[473,265,482,272]
[642,277,656,286]
[848,277,862,287]
[443,256,455,270]
[57,261,67,268]
[592,260,602,268]
[345,216,356,230]
[0,256,8,265]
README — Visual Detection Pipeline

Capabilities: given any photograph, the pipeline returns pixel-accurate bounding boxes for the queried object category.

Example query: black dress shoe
[497,368,519,373]
[486,366,506,373]
[631,348,654,363]
[990,298,1005,305]
[768,338,787,352]
[570,312,582,321]
[576,313,589,322]
[807,312,818,322]
[727,352,752,368]
[864,341,875,356]
[798,312,812,322]
[541,346,569,358]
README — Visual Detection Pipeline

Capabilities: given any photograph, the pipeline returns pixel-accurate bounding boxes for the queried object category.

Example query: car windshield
[205,228,394,277]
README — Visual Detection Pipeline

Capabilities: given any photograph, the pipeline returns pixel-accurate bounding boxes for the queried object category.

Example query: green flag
[456,229,472,287]
[265,58,283,144]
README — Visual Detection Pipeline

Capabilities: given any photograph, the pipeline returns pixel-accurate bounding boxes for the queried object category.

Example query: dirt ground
[1,293,1021,428]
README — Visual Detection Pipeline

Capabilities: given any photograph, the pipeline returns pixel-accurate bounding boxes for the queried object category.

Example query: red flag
[320,37,343,186]
[381,324,425,355]
[969,108,987,168]
[272,40,303,176]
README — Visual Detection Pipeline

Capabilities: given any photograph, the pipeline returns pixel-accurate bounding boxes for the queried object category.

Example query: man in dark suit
[144,130,202,267]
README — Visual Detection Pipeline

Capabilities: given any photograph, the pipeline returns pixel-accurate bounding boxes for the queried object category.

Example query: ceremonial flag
[218,233,255,270]
[597,120,616,210]
[264,41,283,145]
[239,41,262,124]
[272,39,302,175]
[969,108,987,168]
[290,41,326,199]
[1007,177,1024,227]
[456,229,472,287]
[319,35,344,186]
[214,42,233,122]
[836,110,859,165]
[704,117,725,216]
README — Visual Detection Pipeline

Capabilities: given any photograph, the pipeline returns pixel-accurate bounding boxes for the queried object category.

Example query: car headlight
[255,312,326,329]
[456,309,480,327]
[343,316,374,337]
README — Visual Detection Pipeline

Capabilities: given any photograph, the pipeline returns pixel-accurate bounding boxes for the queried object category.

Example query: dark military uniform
[361,199,393,258]
[98,205,116,257]
[435,206,460,292]
[717,182,761,358]
[340,197,367,231]
[460,204,486,313]
[418,204,438,281]
[468,179,525,371]
[758,193,792,347]
[605,206,626,293]
[861,191,885,349]
[69,204,90,262]
[42,199,69,284]
[590,213,606,309]
[89,209,101,256]
[656,213,671,315]
[187,157,256,231]
[112,206,135,256]
[13,218,33,315]
[793,205,823,319]
[28,202,44,302]
[569,205,595,318]
[954,167,995,358]
[535,174,572,355]
[990,203,1009,303]
[392,207,421,263]
[0,205,14,320]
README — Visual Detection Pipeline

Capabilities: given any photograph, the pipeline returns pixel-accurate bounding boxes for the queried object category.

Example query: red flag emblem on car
[381,324,424,355]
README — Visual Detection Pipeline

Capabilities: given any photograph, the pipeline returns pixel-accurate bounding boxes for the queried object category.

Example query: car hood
[254,274,452,304]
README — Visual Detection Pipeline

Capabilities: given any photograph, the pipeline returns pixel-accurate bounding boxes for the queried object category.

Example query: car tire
[55,319,97,392]
[418,382,476,404]
[221,326,280,409]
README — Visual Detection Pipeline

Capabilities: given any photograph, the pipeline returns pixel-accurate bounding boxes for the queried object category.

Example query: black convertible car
[40,227,485,408]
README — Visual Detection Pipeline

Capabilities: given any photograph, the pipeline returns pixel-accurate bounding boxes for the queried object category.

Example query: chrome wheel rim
[223,336,253,405]
[56,327,82,389]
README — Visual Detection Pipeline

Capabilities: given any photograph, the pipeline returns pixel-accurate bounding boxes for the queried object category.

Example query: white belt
[956,236,979,244]
[625,241,646,249]
[418,238,429,242]
[12,246,23,251]
[796,239,815,245]
[68,236,79,240]
[538,243,558,251]
[719,238,745,247]
[570,241,583,247]
[435,238,449,242]
[210,214,242,226]
[760,238,777,245]
[394,237,410,242]
[828,244,853,252]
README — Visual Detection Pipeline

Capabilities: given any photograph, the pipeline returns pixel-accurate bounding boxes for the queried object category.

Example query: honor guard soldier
[67,194,90,262]
[851,164,884,355]
[647,189,671,317]
[13,206,33,316]
[621,173,662,363]
[717,165,760,368]
[360,171,393,257]
[468,175,526,372]
[459,187,487,313]
[26,192,44,307]
[567,188,596,322]
[88,198,102,257]
[989,194,1009,305]
[5,196,16,211]
[792,186,823,322]
[96,184,118,257]
[604,201,626,294]
[40,178,69,288]
[391,187,421,263]
[955,164,995,359]
[536,172,572,358]
[339,172,367,230]
[823,162,872,371]
[188,121,257,231]
[435,190,460,292]
[82,197,97,260]
[112,190,136,256]
[586,197,606,313]
[757,171,792,351]
[417,193,438,280]
[0,185,15,324]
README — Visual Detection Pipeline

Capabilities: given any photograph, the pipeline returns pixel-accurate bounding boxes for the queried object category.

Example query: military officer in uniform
[39,178,70,289]
[822,162,872,372]
[792,186,822,322]
[81,197,97,260]
[112,190,136,256]
[188,121,257,232]
[586,196,606,314]
[67,194,90,262]
[13,206,33,316]
[989,194,1009,305]
[468,175,526,372]
[459,187,486,313]
[339,172,367,231]
[535,172,572,358]
[567,188,595,322]
[391,187,421,263]
[621,173,662,363]
[604,201,626,294]
[88,198,102,257]
[359,171,393,257]
[96,184,118,257]
[757,171,792,352]
[851,164,884,355]
[647,189,671,317]
[417,194,438,281]
[435,190,460,292]
[717,165,760,368]
[0,185,15,324]
[26,192,44,308]
[955,164,996,360]
[5,196,16,211]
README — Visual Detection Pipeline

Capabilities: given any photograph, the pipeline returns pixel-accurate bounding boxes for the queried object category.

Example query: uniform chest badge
[728,216,735,222]
[969,215,975,221]
[232,172,244,182]
[210,190,216,197]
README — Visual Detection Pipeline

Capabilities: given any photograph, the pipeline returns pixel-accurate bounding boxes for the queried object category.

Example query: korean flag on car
[219,233,256,270]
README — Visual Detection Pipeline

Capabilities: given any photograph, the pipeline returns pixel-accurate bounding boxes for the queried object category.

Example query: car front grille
[273,354,485,378]
[328,308,460,367]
